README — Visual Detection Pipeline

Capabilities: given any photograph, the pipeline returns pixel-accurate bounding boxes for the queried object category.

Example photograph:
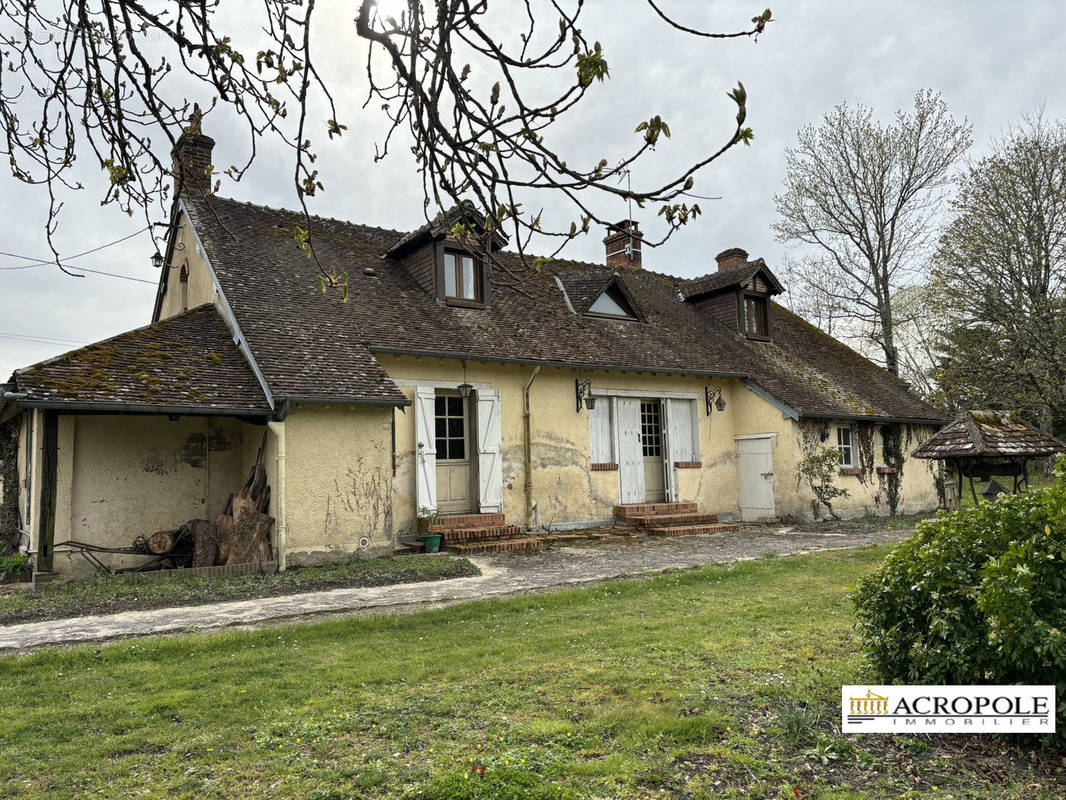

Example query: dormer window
[444,250,483,303]
[587,284,637,319]
[742,294,770,338]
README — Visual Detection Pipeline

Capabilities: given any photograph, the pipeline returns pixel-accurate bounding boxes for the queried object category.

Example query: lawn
[0,555,479,625]
[0,546,1060,799]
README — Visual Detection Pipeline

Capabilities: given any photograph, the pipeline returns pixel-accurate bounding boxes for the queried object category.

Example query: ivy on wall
[881,423,904,516]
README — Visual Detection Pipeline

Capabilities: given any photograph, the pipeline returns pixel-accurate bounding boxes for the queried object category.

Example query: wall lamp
[457,360,473,398]
[705,386,726,416]
[151,250,164,269]
[575,379,597,412]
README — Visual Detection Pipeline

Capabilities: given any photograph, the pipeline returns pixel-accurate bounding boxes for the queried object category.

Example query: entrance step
[439,525,526,543]
[629,512,719,528]
[428,513,505,531]
[644,522,739,537]
[445,537,543,555]
[614,502,698,520]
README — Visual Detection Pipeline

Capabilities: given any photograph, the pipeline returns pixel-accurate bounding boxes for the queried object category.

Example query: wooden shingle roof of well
[911,410,1066,460]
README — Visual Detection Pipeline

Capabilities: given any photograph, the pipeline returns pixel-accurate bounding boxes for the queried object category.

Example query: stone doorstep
[428,513,505,531]
[644,523,739,537]
[629,512,720,527]
[613,502,698,520]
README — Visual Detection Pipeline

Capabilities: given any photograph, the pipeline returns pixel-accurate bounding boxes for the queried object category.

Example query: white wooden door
[476,389,503,512]
[616,398,645,504]
[737,436,775,521]
[414,386,438,513]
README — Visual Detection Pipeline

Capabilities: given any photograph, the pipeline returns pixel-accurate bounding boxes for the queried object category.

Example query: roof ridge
[191,194,408,240]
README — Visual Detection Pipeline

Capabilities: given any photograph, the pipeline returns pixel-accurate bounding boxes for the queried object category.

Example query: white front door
[616,398,645,504]
[737,436,776,521]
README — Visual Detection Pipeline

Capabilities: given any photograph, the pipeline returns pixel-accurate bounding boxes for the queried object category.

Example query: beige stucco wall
[49,415,247,577]
[785,419,940,520]
[157,208,215,320]
[381,355,751,537]
[281,403,394,565]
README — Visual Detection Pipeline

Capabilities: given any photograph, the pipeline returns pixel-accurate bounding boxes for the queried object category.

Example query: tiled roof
[912,410,1066,459]
[682,258,780,300]
[12,304,270,412]
[179,194,946,421]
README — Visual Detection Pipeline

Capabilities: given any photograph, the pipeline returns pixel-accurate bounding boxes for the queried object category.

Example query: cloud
[2,0,1064,376]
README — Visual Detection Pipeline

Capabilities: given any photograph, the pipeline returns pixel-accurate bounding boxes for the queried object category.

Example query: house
[0,125,946,577]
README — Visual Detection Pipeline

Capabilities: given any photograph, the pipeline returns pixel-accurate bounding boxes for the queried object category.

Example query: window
[443,250,482,302]
[640,401,663,457]
[743,295,769,337]
[837,426,855,467]
[587,284,638,319]
[434,395,467,460]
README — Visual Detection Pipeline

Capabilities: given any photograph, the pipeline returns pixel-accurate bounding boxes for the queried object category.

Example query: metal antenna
[618,167,634,260]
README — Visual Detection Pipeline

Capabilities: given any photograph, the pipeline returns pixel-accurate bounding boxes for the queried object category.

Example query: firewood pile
[132,441,274,570]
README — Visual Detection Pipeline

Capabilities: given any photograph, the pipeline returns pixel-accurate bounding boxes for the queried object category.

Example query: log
[148,530,176,555]
[214,514,236,565]
[225,509,274,566]
[189,519,219,568]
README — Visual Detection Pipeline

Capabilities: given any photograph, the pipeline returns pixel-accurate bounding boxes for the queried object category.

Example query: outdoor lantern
[575,378,594,412]
[151,250,164,269]
[457,382,473,398]
[705,386,726,416]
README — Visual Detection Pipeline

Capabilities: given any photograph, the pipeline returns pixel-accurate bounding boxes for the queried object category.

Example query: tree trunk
[147,530,176,554]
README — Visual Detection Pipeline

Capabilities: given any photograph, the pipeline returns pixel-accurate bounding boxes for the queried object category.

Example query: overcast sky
[2,0,1064,380]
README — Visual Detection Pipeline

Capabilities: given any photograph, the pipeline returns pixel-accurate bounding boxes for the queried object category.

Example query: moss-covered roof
[11,304,270,413]
[912,410,1066,459]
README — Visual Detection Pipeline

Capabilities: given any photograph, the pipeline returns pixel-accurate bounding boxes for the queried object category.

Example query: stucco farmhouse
[1,127,946,577]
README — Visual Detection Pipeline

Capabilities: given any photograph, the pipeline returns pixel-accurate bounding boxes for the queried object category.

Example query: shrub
[0,551,30,579]
[853,458,1066,742]
[797,447,849,520]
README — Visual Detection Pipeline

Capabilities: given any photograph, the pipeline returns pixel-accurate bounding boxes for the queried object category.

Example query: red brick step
[629,512,719,528]
[614,502,698,520]
[643,523,738,537]
[438,525,526,543]
[445,537,543,555]
[429,513,505,531]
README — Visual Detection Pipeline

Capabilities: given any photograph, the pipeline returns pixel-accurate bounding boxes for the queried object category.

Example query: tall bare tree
[931,115,1066,432]
[0,1,771,283]
[773,90,971,375]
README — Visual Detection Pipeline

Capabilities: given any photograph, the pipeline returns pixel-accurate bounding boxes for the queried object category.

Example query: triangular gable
[559,273,643,320]
[682,258,784,301]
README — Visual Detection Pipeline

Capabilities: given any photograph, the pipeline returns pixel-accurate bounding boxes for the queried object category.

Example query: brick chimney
[715,247,748,272]
[171,104,215,197]
[603,220,643,270]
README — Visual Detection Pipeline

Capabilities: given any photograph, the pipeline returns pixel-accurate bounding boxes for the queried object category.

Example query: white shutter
[476,389,503,512]
[666,398,696,462]
[414,387,437,513]
[616,398,645,504]
[588,397,613,463]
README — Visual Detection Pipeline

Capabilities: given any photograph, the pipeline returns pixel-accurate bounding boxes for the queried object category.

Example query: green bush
[0,551,30,579]
[853,458,1066,742]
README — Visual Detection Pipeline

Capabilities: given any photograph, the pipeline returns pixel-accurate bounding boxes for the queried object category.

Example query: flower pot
[421,534,442,553]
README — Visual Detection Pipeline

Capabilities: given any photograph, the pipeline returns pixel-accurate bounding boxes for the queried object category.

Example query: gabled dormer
[557,271,644,322]
[682,248,784,340]
[385,203,507,308]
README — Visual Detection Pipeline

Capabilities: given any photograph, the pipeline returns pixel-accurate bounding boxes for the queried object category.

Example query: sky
[2,0,1064,381]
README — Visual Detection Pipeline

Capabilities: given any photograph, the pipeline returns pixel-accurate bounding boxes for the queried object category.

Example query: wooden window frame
[738,292,771,340]
[837,426,855,468]
[437,244,489,306]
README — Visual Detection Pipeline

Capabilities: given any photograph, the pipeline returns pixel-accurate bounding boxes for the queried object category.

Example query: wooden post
[37,412,58,572]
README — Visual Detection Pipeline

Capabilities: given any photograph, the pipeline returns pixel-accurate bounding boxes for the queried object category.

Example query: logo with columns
[849,689,889,716]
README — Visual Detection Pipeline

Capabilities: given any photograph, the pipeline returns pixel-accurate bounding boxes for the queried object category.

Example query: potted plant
[0,551,31,585]
[416,507,443,553]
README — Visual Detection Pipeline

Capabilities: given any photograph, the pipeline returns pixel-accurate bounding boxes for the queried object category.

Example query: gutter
[369,345,748,379]
[797,411,948,426]
[267,420,288,571]
[273,395,410,420]
[6,399,271,417]
[523,366,541,531]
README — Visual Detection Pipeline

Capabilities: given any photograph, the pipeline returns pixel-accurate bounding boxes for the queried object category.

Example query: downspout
[523,367,541,531]
[267,420,288,571]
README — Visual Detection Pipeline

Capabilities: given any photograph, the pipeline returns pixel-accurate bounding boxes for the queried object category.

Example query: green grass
[0,555,479,625]
[0,547,1060,799]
